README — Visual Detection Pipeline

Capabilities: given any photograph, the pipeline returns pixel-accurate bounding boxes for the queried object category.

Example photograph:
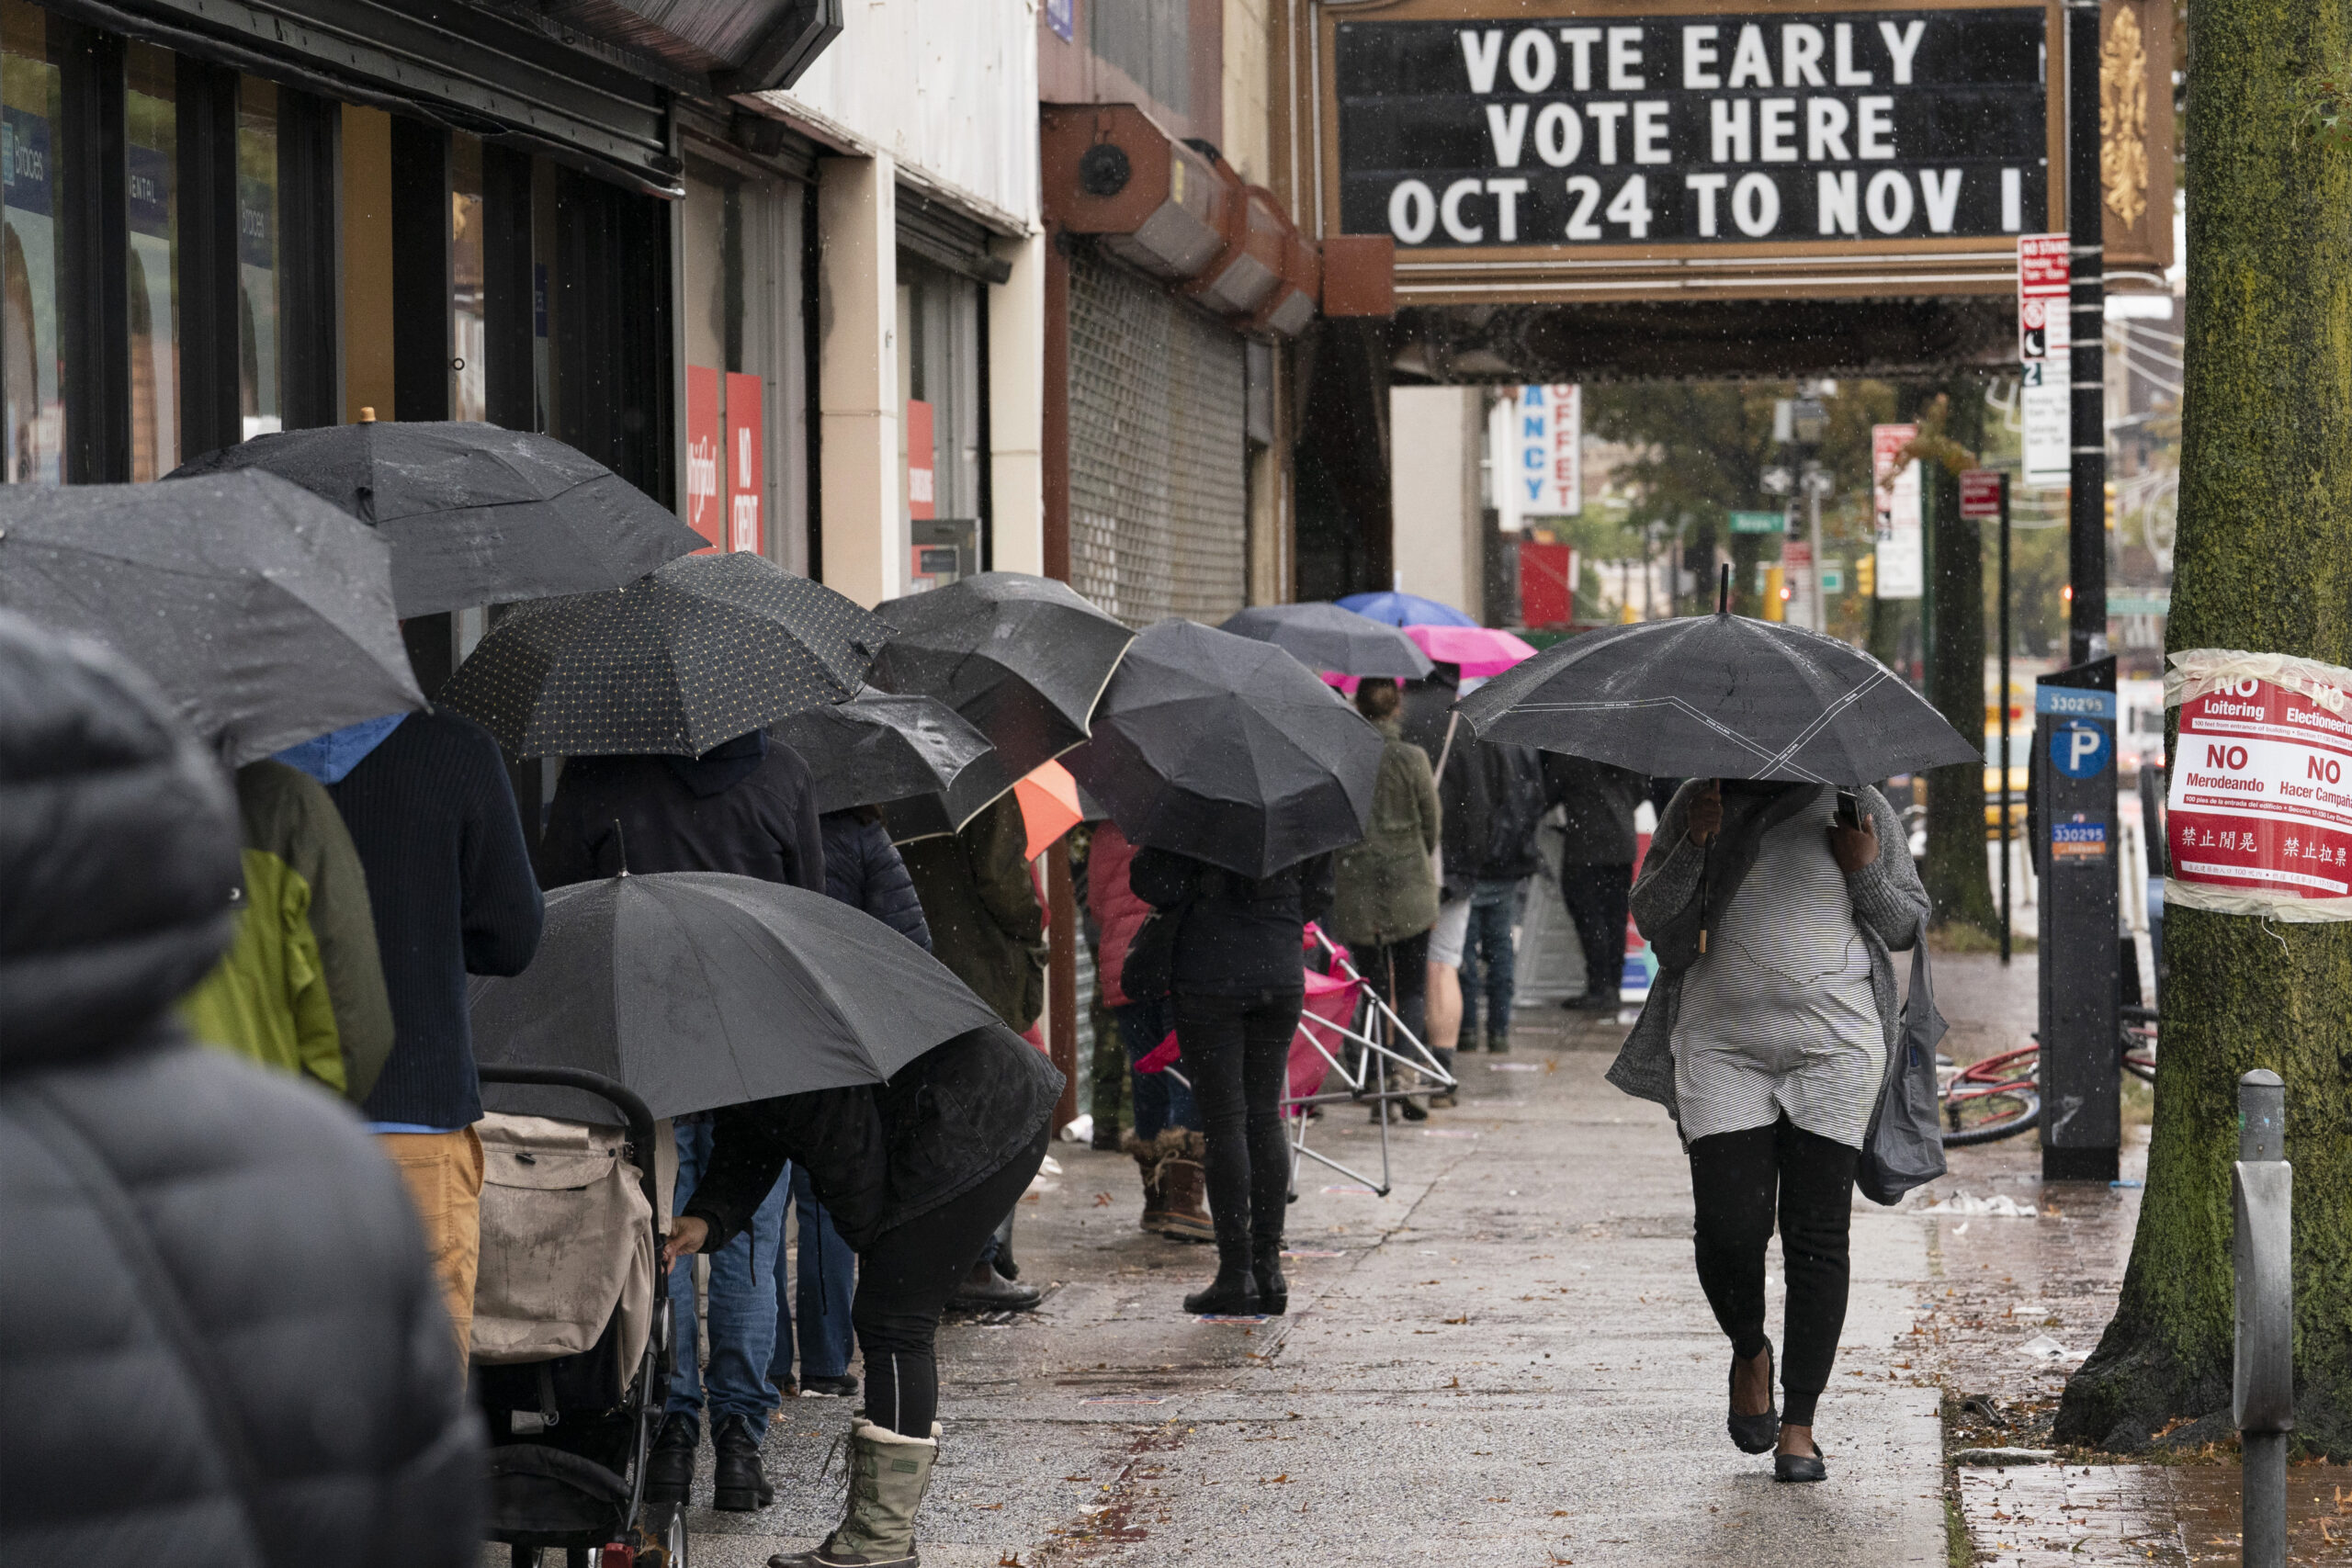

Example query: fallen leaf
[1264,1473,1290,1484]
[1092,1192,1113,1207]
[1444,1315,1470,1325]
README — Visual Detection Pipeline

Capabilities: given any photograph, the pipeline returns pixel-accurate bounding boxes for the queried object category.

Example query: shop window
[2,0,63,483]
[680,155,804,570]
[897,254,981,590]
[237,76,278,437]
[124,41,174,479]
[450,130,484,422]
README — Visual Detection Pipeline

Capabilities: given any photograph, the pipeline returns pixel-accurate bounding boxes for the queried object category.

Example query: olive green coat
[1326,721,1442,949]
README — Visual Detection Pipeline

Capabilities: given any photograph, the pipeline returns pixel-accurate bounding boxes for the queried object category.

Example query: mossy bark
[1922,390,2000,936]
[2053,0,2352,1460]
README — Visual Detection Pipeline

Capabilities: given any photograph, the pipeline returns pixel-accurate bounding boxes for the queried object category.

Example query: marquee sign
[1295,1,2100,304]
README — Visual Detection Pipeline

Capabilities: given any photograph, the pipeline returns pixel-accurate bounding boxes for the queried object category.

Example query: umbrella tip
[1717,564,1731,615]
[357,407,377,423]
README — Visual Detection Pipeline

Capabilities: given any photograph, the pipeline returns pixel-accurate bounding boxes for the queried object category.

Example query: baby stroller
[475,1065,684,1567]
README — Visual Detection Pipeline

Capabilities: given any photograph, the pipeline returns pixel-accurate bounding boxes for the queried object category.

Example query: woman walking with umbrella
[1458,584,1972,1482]
[1068,622,1382,1317]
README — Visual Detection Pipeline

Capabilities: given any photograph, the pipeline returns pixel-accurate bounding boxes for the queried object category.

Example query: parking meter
[2034,657,2121,1181]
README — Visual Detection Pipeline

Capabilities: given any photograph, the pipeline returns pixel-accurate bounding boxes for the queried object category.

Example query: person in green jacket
[178,760,395,1102]
[1326,679,1442,1121]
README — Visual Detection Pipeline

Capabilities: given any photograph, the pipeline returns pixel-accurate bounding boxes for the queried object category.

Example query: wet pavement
[492,945,2306,1567]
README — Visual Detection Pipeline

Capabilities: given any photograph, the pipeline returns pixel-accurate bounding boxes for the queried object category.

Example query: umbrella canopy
[0,472,422,766]
[168,421,706,616]
[1334,590,1478,627]
[1064,619,1385,878]
[439,550,893,757]
[1404,622,1538,678]
[469,872,1007,1126]
[768,690,1013,840]
[1455,611,1980,784]
[870,571,1136,779]
[1013,759,1084,860]
[1219,602,1434,679]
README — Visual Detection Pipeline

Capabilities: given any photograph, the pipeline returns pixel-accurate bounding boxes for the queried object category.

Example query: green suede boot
[767,1417,938,1568]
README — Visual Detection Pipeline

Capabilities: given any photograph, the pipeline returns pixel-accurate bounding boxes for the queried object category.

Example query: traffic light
[1856,553,1876,597]
[2104,480,2119,531]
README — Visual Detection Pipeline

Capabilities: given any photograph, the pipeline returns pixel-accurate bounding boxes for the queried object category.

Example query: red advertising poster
[905,399,936,521]
[2165,651,2352,919]
[724,372,763,555]
[1958,469,2004,520]
[684,365,722,552]
[1518,540,1574,628]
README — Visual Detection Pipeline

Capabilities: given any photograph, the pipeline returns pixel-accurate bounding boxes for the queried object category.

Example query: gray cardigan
[1607,781,1929,1124]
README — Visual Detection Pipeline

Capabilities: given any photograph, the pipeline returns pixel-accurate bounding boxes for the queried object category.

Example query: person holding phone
[1620,774,1927,1483]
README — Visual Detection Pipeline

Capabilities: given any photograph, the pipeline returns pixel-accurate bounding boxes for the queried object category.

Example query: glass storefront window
[124,42,176,479]
[2,0,63,483]
[681,156,803,570]
[450,131,485,423]
[237,76,279,437]
[897,255,980,588]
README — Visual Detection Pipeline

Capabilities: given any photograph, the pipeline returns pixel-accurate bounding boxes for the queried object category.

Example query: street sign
[1728,510,1784,535]
[1760,466,1793,495]
[2019,363,2070,487]
[1959,468,2005,519]
[2018,231,2071,359]
[1871,423,1923,599]
[1819,560,1845,592]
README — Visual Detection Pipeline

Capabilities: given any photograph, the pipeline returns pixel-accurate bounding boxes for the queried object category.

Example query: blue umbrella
[1335,590,1477,627]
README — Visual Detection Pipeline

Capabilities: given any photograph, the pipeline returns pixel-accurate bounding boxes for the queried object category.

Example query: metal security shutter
[1067,251,1247,628]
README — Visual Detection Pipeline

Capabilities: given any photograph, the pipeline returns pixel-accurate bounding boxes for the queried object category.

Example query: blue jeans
[1115,997,1196,1138]
[667,1117,787,1427]
[768,1167,856,1383]
[1459,878,1522,1040]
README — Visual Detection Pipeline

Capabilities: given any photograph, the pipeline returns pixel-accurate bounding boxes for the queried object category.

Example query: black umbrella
[870,571,1135,779]
[1455,605,1980,784]
[438,551,893,757]
[469,872,1007,1126]
[168,421,706,616]
[0,472,422,765]
[1219,602,1434,679]
[769,690,1014,841]
[1063,619,1384,878]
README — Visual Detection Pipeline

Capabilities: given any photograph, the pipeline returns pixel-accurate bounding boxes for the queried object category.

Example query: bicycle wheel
[1943,1084,2041,1145]
[2121,1028,2157,1084]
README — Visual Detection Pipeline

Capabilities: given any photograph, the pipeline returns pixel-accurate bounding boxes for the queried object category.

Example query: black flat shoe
[1726,1342,1780,1454]
[1774,1438,1826,1483]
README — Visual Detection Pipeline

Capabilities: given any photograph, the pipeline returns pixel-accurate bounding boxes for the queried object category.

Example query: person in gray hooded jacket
[0,610,480,1568]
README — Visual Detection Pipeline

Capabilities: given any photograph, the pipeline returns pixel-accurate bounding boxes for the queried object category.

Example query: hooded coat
[537,732,826,894]
[1325,718,1442,948]
[898,791,1047,1032]
[0,612,481,1567]
[820,807,932,950]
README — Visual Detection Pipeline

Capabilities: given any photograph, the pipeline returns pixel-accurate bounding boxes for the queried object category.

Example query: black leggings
[1173,987,1303,1271]
[852,1122,1050,1437]
[1686,1115,1860,1427]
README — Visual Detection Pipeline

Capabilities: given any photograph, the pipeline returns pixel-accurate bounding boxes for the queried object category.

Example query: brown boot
[1125,1133,1172,1234]
[1153,1130,1216,1244]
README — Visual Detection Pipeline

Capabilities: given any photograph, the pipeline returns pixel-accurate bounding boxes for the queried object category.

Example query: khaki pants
[379,1126,484,1360]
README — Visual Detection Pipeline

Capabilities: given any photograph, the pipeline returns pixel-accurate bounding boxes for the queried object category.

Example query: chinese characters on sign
[2166,659,2352,919]
[1870,423,1922,600]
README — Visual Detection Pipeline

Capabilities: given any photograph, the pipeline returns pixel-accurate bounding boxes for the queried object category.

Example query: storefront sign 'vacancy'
[1502,385,1580,529]
[1336,8,2048,253]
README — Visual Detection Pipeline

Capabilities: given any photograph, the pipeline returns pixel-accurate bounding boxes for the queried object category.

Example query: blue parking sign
[2049,719,2111,779]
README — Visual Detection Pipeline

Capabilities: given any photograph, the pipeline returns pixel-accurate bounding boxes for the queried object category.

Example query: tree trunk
[2053,0,2352,1460]
[1922,387,1999,935]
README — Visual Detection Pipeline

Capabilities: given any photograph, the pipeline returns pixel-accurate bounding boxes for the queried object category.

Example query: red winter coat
[1087,822,1153,1009]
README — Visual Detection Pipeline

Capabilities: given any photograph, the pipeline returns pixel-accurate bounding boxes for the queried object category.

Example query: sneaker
[798,1372,860,1399]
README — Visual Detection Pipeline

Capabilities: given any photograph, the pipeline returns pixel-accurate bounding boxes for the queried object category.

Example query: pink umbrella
[1403,623,1537,678]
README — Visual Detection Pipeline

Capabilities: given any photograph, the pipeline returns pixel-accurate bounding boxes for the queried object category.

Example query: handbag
[1856,940,1951,1205]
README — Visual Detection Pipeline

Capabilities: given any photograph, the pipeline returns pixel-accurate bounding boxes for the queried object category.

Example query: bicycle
[1937,1007,2156,1146]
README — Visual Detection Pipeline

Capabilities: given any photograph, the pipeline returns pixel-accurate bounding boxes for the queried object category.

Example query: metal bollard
[2233,1069,2292,1568]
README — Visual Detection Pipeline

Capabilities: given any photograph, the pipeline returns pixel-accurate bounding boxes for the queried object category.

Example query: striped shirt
[1668,785,1884,1146]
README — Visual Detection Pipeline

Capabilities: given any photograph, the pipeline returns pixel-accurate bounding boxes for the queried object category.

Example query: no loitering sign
[2165,649,2352,921]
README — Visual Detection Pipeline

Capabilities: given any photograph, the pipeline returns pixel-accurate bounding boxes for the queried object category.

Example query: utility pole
[2066,0,2108,665]
[1997,473,2012,964]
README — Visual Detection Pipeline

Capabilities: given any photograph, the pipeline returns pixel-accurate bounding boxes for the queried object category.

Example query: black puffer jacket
[0,612,481,1568]
[820,808,932,951]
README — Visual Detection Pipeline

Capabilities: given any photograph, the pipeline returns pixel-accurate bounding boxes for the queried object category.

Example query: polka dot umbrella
[439,551,894,758]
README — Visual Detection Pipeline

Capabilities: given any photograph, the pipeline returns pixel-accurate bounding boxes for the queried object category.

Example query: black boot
[1252,1244,1288,1316]
[711,1413,775,1512]
[643,1413,697,1509]
[1183,1264,1261,1316]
